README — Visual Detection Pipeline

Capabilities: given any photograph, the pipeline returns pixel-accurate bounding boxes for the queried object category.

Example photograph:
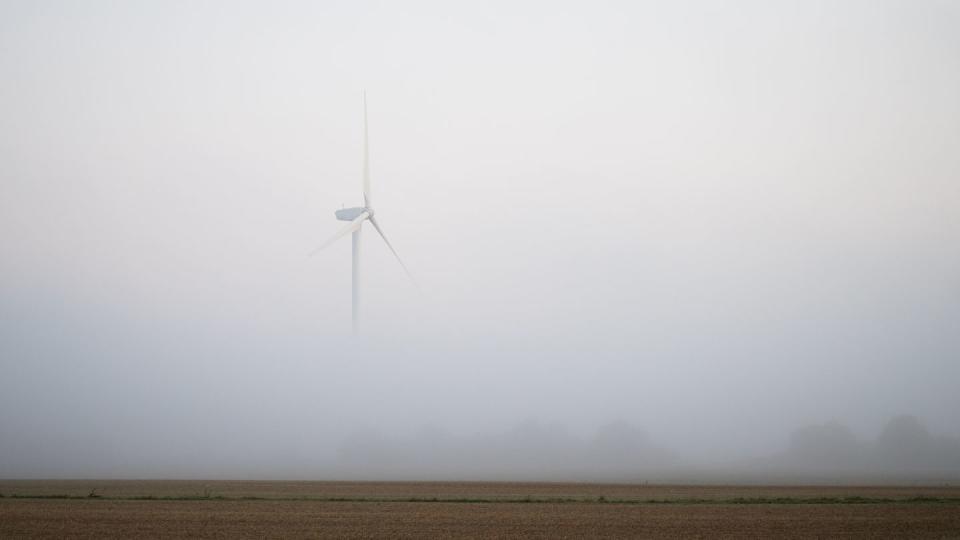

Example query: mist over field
[1,0,959,482]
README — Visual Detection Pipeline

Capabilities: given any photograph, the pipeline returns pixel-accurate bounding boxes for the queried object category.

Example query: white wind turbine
[311,94,416,333]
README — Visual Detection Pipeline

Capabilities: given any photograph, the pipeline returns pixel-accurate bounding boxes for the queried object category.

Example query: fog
[1,0,959,482]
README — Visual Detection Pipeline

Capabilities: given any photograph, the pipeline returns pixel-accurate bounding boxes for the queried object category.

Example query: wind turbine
[311,94,415,333]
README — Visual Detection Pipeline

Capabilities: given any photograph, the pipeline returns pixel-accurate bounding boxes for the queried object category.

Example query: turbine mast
[352,226,361,334]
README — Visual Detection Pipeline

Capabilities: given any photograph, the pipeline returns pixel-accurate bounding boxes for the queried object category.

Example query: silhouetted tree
[786,421,864,470]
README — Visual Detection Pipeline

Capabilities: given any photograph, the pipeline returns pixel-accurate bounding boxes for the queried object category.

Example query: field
[2,480,960,538]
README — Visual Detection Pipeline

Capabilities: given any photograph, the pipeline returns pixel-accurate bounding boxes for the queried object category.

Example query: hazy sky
[1,0,958,478]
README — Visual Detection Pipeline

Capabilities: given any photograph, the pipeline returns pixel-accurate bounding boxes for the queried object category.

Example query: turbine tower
[312,93,415,333]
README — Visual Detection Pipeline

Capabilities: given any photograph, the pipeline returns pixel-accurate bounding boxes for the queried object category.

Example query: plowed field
[2,481,958,538]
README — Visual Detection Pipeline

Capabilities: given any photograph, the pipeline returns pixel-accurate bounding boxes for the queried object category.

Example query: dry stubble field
[1,480,959,538]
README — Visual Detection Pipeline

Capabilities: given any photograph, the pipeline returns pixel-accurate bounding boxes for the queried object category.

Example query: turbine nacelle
[335,206,371,221]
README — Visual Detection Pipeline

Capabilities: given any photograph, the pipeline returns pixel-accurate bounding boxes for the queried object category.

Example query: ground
[2,481,959,538]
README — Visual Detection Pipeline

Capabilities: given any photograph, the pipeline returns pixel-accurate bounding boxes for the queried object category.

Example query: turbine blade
[309,212,368,255]
[369,216,418,288]
[363,91,371,208]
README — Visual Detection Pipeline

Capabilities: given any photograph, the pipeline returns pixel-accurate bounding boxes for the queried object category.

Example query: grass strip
[2,494,959,505]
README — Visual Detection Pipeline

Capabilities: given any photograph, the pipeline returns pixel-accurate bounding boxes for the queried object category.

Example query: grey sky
[1,0,958,478]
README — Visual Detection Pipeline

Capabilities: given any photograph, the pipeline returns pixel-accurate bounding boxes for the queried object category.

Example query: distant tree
[875,415,935,470]
[590,421,673,474]
[786,421,863,470]
[593,421,650,460]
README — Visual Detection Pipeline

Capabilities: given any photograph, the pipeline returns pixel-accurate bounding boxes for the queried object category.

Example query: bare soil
[2,481,959,538]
